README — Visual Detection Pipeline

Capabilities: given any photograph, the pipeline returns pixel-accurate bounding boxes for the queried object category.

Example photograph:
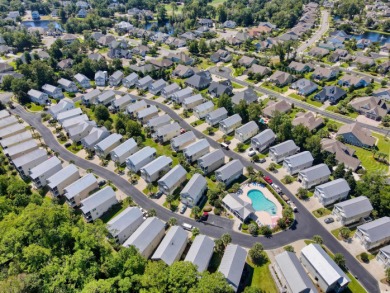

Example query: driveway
[297,10,329,53]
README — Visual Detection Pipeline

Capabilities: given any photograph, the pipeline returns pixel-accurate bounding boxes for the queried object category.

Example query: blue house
[291,79,318,96]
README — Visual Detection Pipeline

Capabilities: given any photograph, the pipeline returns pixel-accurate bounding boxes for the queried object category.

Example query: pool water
[247,189,277,215]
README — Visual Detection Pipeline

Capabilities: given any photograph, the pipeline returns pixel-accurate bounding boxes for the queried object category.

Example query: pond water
[350,31,390,44]
[247,189,277,215]
[22,20,63,31]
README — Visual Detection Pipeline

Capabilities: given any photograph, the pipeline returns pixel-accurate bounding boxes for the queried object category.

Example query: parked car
[324,217,334,224]
[155,190,163,198]
[258,158,266,163]
[64,142,72,148]
[180,128,186,134]
[248,150,256,157]
[290,202,298,212]
[197,212,209,222]
[264,176,273,184]
[98,180,106,187]
[182,223,193,231]
[180,204,187,214]
[220,142,229,150]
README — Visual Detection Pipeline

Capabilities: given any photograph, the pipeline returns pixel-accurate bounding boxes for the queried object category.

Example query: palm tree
[147,183,154,196]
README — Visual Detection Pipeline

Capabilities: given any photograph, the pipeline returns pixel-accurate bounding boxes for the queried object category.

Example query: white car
[248,150,256,157]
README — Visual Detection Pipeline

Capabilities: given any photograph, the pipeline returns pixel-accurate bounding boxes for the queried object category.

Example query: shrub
[248,223,259,236]
[259,225,272,236]
[203,206,212,212]
[360,252,369,263]
[214,207,221,215]
[284,245,295,252]
[171,151,177,157]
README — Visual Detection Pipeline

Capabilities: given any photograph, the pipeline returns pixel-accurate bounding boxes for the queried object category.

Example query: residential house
[129,64,155,76]
[333,196,373,226]
[148,79,167,95]
[308,47,330,58]
[82,89,101,105]
[328,49,349,63]
[185,71,212,90]
[373,88,390,102]
[171,131,197,152]
[184,139,210,163]
[274,251,318,293]
[57,58,74,70]
[298,164,331,189]
[0,109,10,120]
[349,96,388,121]
[232,88,258,105]
[156,122,180,143]
[337,123,376,148]
[158,165,187,195]
[140,156,173,183]
[31,10,40,20]
[210,49,232,63]
[42,84,64,99]
[147,114,171,132]
[269,140,299,163]
[97,34,116,47]
[287,61,313,73]
[198,18,213,27]
[183,94,204,110]
[122,217,165,258]
[208,80,233,98]
[0,63,13,73]
[219,114,242,134]
[263,100,292,118]
[4,140,38,160]
[80,186,118,222]
[238,56,257,68]
[56,108,83,124]
[321,138,361,171]
[354,56,375,67]
[0,123,25,139]
[194,101,214,119]
[314,86,346,104]
[12,149,47,177]
[94,71,107,86]
[97,90,116,106]
[355,217,390,250]
[110,138,138,165]
[184,235,214,272]
[301,244,350,293]
[168,52,194,65]
[377,61,390,74]
[108,40,131,59]
[74,73,91,88]
[251,129,276,152]
[247,64,272,78]
[377,245,390,268]
[283,151,314,175]
[80,126,110,150]
[218,244,247,292]
[227,31,251,46]
[357,38,371,49]
[47,164,80,197]
[149,58,173,69]
[29,157,62,188]
[198,149,225,175]
[223,20,237,28]
[235,121,259,142]
[180,174,207,207]
[107,207,143,244]
[222,193,255,222]
[161,83,180,99]
[269,71,293,87]
[88,53,104,62]
[291,78,318,96]
[136,75,154,90]
[1,131,31,149]
[312,67,338,80]
[171,87,194,104]
[58,78,78,93]
[126,146,157,173]
[314,178,351,206]
[109,70,124,87]
[338,75,371,88]
[94,133,122,158]
[132,45,149,57]
[61,34,78,45]
[205,108,228,126]
[0,116,18,130]
[172,64,194,78]
[215,160,244,186]
[27,89,49,105]
[111,95,134,112]
[7,11,20,20]
[127,100,148,117]
[137,105,158,124]
[67,121,96,142]
[64,174,99,207]
[292,111,323,131]
[122,73,138,88]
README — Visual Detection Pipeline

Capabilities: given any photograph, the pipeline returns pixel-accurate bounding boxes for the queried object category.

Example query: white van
[182,223,193,231]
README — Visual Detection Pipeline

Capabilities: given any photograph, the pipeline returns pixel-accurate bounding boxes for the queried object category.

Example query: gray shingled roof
[198,149,224,168]
[184,235,214,272]
[158,164,187,190]
[235,121,258,136]
[47,164,79,189]
[284,151,314,168]
[357,217,390,243]
[184,139,210,157]
[207,107,227,120]
[107,207,143,238]
[80,186,116,213]
[252,129,275,143]
[141,156,172,176]
[127,146,156,166]
[315,178,350,199]
[218,244,247,291]
[171,131,196,148]
[299,164,331,182]
[220,114,242,128]
[194,101,214,112]
[30,157,62,179]
[334,196,373,218]
[180,173,207,201]
[216,160,244,181]
[270,140,298,155]
[64,174,98,200]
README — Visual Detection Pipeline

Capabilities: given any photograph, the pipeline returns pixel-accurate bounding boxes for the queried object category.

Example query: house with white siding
[81,127,110,150]
[184,235,214,272]
[80,186,118,222]
[136,75,154,90]
[218,244,247,292]
[48,98,74,118]
[235,121,259,142]
[27,89,49,105]
[97,90,116,106]
[74,73,91,88]
[110,138,138,165]
[107,207,144,244]
[161,83,180,99]
[12,148,47,177]
[4,140,38,160]
[57,108,83,123]
[156,122,180,143]
[62,115,89,130]
[183,94,204,110]
[314,178,350,206]
[0,116,18,130]
[269,140,299,163]
[0,123,26,139]
[140,156,173,183]
[332,196,373,226]
[147,114,171,132]
[198,149,225,175]
[94,133,122,158]
[219,114,242,134]
[126,146,157,172]
[251,129,276,152]
[180,173,207,207]
[283,151,314,175]
[137,105,159,123]
[206,108,228,126]
[170,131,197,152]
[58,78,78,92]
[158,164,187,195]
[64,174,99,207]
[122,72,138,88]
[215,160,243,186]
[111,95,134,112]
[67,120,96,142]
[377,245,390,268]
[184,139,210,163]
[29,157,63,188]
[298,164,331,189]
[0,131,32,149]
[47,164,80,197]
[95,71,107,86]
[171,87,194,104]
[127,100,148,117]
[194,101,214,119]
[149,79,167,95]
[355,217,390,250]
[109,70,124,86]
[42,84,64,99]
[81,89,101,105]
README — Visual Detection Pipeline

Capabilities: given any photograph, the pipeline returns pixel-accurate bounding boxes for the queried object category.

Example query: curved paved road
[12,105,379,293]
[210,67,389,136]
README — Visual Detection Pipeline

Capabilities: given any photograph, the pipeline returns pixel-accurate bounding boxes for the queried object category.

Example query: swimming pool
[247,189,277,215]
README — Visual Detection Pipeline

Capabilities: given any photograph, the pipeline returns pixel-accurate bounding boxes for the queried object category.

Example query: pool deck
[241,183,283,228]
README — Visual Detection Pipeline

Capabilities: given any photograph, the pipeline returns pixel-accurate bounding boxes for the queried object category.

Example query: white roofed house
[355,217,390,250]
[147,114,171,132]
[140,156,173,183]
[235,121,259,143]
[74,73,91,88]
[180,173,207,207]
[170,131,197,152]
[152,226,188,265]
[95,71,107,86]
[269,140,299,163]
[97,90,116,106]
[218,244,247,292]
[171,87,193,104]
[122,72,138,88]
[58,78,78,93]
[0,116,18,130]
[81,89,101,105]
[12,149,47,177]
[122,217,165,258]
[64,174,99,207]
[111,95,134,112]
[184,139,210,163]
[0,131,32,149]
[48,98,74,118]
[4,140,38,160]
[377,245,390,268]
[137,105,159,124]
[148,79,167,95]
[29,157,62,189]
[94,133,122,158]
[56,108,83,123]
[81,127,110,150]
[42,84,64,99]
[110,138,138,165]
[198,149,225,175]
[136,75,154,90]
[127,100,148,117]
[126,146,157,172]
[274,251,318,293]
[314,178,350,206]
[161,83,180,99]
[298,164,331,189]
[156,122,180,143]
[183,94,204,110]
[206,108,228,126]
[107,207,143,244]
[300,244,350,293]
[27,89,49,105]
[47,164,80,197]
[62,115,89,130]
[158,164,187,195]
[215,159,244,186]
[219,114,242,134]
[0,110,10,120]
[80,186,118,222]
[67,120,96,142]
[0,123,26,139]
[185,235,214,272]
[194,101,214,119]
[332,196,373,226]
[109,70,124,87]
[283,151,314,175]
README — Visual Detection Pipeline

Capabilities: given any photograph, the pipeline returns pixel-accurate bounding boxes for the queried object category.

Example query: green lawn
[100,203,127,223]
[143,137,179,166]
[331,227,356,240]
[190,120,205,127]
[98,47,108,54]
[288,93,305,101]
[247,259,278,293]
[232,66,246,77]
[210,0,227,6]
[66,144,83,154]
[345,273,367,293]
[163,3,184,15]
[261,84,288,93]
[305,98,323,107]
[142,182,158,196]
[28,103,44,112]
[197,58,214,70]
[232,82,244,89]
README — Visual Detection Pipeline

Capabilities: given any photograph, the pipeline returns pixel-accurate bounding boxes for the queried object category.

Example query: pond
[22,20,63,31]
[351,31,390,44]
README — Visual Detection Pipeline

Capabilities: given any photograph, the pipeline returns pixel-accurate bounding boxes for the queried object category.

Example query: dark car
[98,180,106,187]
[264,176,273,184]
[180,204,187,214]
[324,217,334,224]
[64,142,72,148]
[258,158,266,163]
